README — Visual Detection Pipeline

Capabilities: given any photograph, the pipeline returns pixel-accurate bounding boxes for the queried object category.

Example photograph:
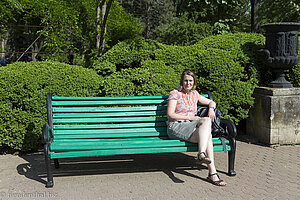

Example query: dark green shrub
[195,48,256,122]
[93,33,267,123]
[154,46,258,122]
[101,60,178,96]
[0,61,101,151]
[201,33,300,87]
[97,37,163,66]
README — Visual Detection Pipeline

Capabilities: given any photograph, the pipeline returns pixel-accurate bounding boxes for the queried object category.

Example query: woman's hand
[208,107,216,122]
[189,115,200,121]
[198,96,216,122]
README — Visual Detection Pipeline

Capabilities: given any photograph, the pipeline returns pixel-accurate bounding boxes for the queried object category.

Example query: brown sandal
[207,173,227,186]
[196,152,211,164]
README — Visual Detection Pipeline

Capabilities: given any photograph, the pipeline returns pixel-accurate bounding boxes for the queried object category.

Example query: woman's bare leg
[190,117,211,152]
[206,133,217,173]
[206,132,227,185]
[190,119,227,185]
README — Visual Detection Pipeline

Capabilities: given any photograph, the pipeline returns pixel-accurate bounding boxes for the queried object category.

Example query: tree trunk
[97,0,113,57]
[1,28,9,59]
[31,40,43,61]
[145,1,151,39]
[96,0,105,49]
[251,0,260,33]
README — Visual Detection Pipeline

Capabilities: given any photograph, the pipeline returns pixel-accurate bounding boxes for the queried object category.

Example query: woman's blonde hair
[180,69,197,90]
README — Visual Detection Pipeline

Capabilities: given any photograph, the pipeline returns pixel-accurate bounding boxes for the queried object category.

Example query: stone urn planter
[258,22,300,88]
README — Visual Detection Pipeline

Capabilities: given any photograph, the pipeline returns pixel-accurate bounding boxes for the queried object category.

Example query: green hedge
[92,33,266,123]
[2,33,300,152]
[0,61,101,151]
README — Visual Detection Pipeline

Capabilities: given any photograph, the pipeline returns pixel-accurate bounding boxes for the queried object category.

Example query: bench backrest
[48,94,168,142]
[47,93,209,142]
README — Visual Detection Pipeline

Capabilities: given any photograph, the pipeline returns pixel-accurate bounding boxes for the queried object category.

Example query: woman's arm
[198,96,216,121]
[167,99,199,121]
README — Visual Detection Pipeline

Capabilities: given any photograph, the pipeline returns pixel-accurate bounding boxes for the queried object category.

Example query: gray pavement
[0,135,299,200]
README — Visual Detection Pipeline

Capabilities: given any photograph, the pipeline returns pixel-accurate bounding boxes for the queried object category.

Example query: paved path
[0,136,299,200]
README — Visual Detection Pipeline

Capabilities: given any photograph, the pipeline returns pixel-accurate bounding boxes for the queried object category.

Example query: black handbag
[196,106,226,137]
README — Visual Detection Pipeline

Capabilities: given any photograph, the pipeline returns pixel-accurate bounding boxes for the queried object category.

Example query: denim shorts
[166,119,201,142]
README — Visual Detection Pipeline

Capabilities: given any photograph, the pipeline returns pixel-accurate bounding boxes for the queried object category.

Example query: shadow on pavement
[17,152,218,186]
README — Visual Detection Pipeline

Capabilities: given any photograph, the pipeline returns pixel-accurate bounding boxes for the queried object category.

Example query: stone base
[246,87,300,145]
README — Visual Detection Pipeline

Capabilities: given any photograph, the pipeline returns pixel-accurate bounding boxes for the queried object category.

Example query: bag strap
[219,137,227,153]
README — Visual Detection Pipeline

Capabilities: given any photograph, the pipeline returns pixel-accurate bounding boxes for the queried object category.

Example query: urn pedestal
[246,87,300,145]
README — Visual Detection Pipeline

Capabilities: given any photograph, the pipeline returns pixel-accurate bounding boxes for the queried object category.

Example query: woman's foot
[196,152,211,164]
[207,173,227,186]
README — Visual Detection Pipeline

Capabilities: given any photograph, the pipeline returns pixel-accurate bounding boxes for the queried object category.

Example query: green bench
[42,93,237,188]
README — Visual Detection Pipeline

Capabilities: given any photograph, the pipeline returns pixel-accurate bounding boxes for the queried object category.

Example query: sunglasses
[184,69,195,73]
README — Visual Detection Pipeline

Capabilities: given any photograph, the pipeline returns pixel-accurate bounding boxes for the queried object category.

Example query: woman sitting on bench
[167,69,227,186]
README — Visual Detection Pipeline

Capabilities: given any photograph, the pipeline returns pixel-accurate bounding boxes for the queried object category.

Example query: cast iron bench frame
[42,93,237,188]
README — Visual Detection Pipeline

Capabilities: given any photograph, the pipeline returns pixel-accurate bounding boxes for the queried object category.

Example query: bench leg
[54,159,59,169]
[44,144,54,187]
[228,138,236,176]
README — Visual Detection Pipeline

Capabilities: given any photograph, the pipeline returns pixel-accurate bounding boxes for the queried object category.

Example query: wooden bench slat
[53,106,167,113]
[52,100,167,106]
[53,137,170,142]
[50,145,230,159]
[52,96,168,100]
[53,117,168,123]
[53,127,166,134]
[53,111,167,118]
[53,132,167,139]
[53,122,167,130]
[51,140,194,151]
[51,138,229,152]
[54,137,169,142]
[53,137,227,143]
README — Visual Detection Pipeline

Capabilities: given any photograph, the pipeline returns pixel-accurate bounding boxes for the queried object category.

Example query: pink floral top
[168,87,202,122]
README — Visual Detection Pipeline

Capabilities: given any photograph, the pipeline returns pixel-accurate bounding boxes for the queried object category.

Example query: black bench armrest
[220,119,237,139]
[42,123,53,144]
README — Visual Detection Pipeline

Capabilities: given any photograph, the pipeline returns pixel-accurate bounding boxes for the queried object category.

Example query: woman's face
[182,75,194,92]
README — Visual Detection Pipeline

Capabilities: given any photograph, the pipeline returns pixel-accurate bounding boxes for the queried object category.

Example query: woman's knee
[199,117,211,126]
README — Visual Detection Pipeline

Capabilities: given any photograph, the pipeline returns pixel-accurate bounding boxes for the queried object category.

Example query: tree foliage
[120,0,177,39]
[0,0,24,25]
[120,0,251,42]
[258,0,300,24]
[106,1,142,49]
[1,0,141,63]
[155,14,215,46]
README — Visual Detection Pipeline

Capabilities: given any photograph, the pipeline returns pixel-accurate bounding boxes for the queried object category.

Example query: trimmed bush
[0,61,101,151]
[91,33,267,123]
[96,37,162,66]
[101,60,178,96]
